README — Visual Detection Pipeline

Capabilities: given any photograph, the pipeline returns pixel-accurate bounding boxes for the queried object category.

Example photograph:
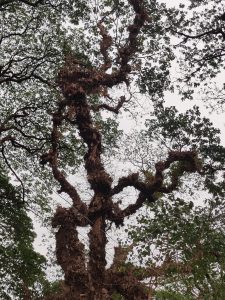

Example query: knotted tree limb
[40,101,88,220]
[45,0,155,298]
[109,151,201,225]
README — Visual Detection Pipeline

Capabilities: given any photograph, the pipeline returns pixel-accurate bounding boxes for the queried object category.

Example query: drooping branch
[1,145,25,204]
[0,105,49,158]
[0,135,37,153]
[0,45,56,86]
[0,14,36,44]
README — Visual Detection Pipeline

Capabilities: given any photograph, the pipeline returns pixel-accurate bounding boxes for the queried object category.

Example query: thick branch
[109,151,201,224]
[40,102,87,214]
[54,223,87,297]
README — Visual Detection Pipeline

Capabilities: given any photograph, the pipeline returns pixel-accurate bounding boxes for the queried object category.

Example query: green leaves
[166,0,225,101]
[143,104,225,196]
[155,290,195,300]
[146,105,221,152]
[127,194,225,299]
[0,165,48,299]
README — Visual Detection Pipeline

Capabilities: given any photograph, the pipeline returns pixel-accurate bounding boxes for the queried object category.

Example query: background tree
[0,163,49,299]
[123,103,225,299]
[127,195,225,299]
[0,0,90,297]
[166,0,225,104]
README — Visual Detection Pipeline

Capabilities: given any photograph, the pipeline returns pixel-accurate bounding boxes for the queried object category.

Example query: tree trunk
[55,222,87,298]
[88,215,108,299]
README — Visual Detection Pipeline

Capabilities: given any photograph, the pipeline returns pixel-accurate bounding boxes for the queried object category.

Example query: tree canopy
[1,0,225,299]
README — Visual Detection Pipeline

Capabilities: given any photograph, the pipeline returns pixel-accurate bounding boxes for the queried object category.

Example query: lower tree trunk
[55,223,87,298]
[88,215,108,299]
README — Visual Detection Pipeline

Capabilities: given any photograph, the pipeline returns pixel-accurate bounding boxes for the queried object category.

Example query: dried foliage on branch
[39,1,207,298]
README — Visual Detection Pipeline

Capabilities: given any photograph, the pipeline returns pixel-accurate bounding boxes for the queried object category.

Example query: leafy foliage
[155,290,195,300]
[0,165,48,299]
[165,1,225,101]
[128,196,225,299]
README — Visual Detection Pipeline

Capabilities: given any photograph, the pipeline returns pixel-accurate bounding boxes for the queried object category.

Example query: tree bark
[88,215,108,299]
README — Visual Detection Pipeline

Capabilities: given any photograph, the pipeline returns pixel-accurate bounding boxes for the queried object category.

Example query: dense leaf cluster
[0,165,49,299]
[128,195,225,299]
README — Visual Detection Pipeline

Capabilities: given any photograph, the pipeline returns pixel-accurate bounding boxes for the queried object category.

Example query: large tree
[1,0,225,299]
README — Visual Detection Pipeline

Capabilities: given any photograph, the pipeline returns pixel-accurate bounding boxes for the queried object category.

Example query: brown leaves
[98,21,113,72]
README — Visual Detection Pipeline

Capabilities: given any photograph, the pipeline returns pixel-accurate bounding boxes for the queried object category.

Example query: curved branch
[109,151,201,225]
[40,102,87,215]
[172,27,225,43]
[90,96,127,114]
